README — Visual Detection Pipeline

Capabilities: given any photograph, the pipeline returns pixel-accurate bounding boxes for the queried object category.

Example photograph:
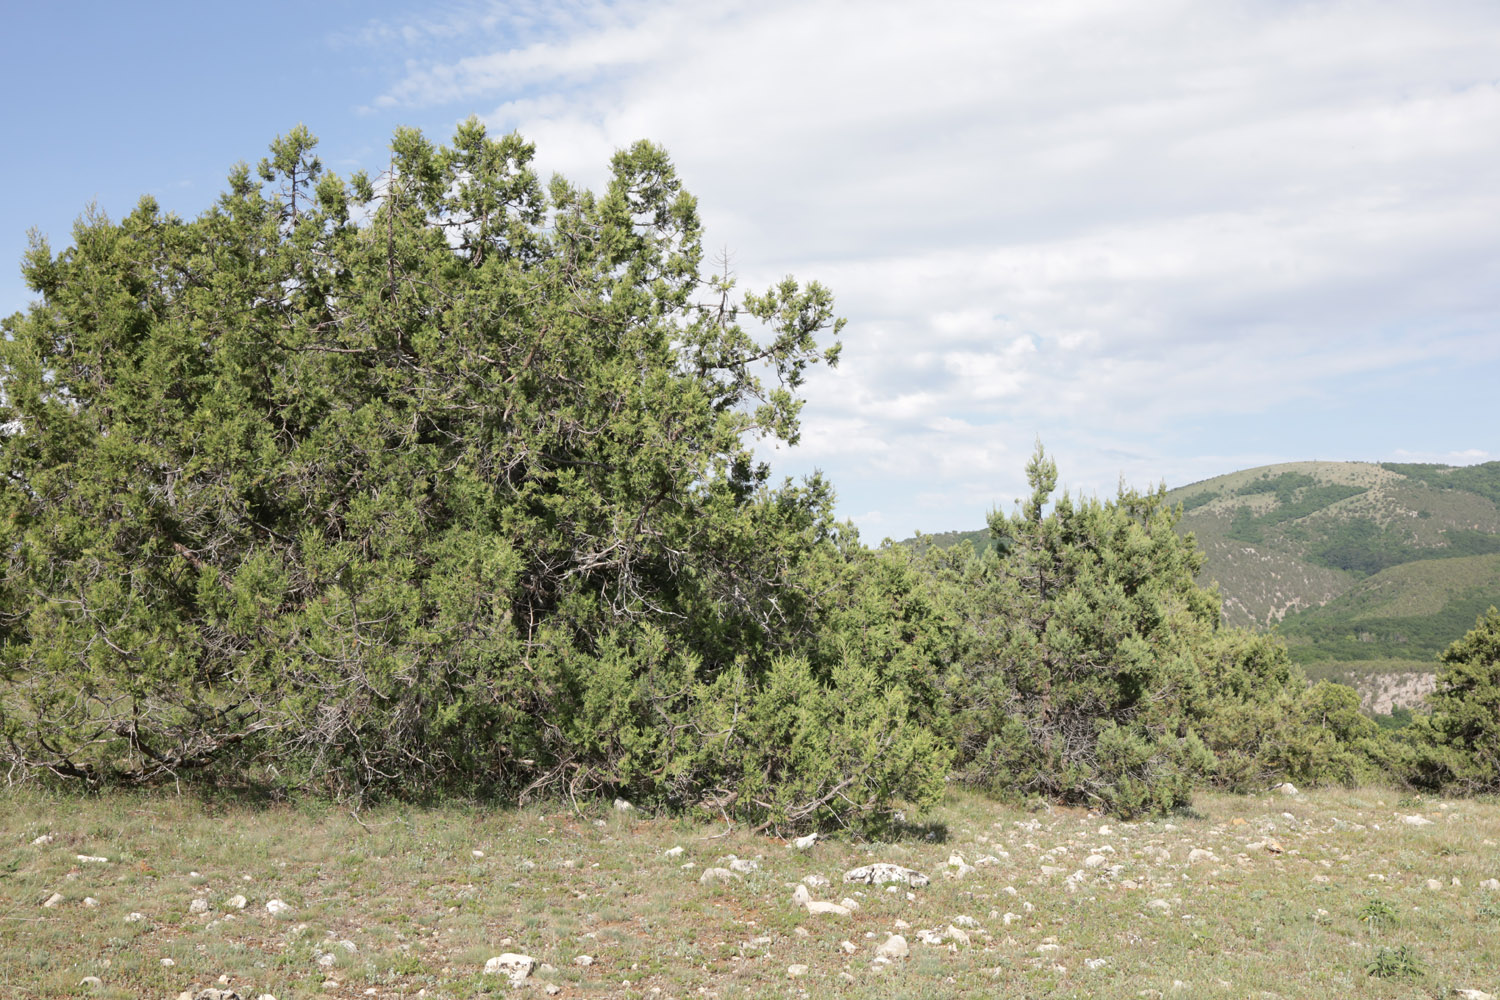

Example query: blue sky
[5,1,1498,540]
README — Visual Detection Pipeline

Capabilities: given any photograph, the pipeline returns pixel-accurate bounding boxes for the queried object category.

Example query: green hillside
[908,460,1500,698]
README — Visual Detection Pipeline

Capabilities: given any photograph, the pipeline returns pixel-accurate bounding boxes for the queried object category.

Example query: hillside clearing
[4,787,1498,999]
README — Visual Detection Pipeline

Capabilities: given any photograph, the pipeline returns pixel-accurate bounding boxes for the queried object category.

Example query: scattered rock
[802,874,830,889]
[840,897,860,911]
[544,985,561,996]
[1275,783,1298,796]
[1425,879,1443,891]
[874,934,909,961]
[844,863,930,888]
[946,924,971,946]
[787,964,808,977]
[124,912,145,923]
[1187,849,1216,864]
[953,914,980,928]
[664,846,684,858]
[484,953,537,986]
[793,833,818,851]
[573,955,594,967]
[76,855,109,864]
[226,894,247,910]
[1401,814,1434,827]
[191,990,243,1000]
[728,857,759,874]
[841,940,858,954]
[1454,991,1494,1000]
[160,958,175,967]
[265,899,292,915]
[190,898,212,915]
[1480,878,1500,891]
[42,893,64,908]
[699,867,741,884]
[31,834,53,846]
[1084,854,1108,868]
[472,850,485,858]
[83,897,99,907]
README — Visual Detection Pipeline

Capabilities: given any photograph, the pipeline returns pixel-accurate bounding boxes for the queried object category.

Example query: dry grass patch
[3,786,1499,999]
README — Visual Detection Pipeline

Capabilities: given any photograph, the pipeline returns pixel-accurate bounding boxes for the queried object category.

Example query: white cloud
[354,0,1500,535]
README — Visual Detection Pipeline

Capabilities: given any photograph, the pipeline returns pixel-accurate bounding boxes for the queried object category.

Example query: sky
[4,0,1498,540]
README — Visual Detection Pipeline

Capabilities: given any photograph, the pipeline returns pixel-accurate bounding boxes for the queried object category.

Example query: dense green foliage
[1409,608,1500,794]
[5,124,1487,824]
[914,446,1386,817]
[0,122,950,831]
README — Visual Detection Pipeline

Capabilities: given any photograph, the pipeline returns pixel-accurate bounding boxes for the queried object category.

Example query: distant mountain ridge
[906,460,1500,702]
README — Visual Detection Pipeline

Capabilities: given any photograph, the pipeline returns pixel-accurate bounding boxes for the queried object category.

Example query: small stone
[83,897,99,907]
[484,953,537,985]
[946,924,971,946]
[807,900,852,916]
[337,939,358,953]
[42,893,64,908]
[1275,782,1298,796]
[226,894,247,910]
[1454,991,1494,1000]
[875,934,909,961]
[787,964,808,977]
[76,854,109,863]
[1425,878,1443,890]
[841,940,858,954]
[1187,849,1216,863]
[699,867,741,884]
[1401,814,1434,826]
[1085,957,1107,970]
[839,897,860,911]
[1003,912,1021,925]
[545,986,561,996]
[472,850,485,858]
[160,958,175,967]
[31,834,54,846]
[1085,854,1108,868]
[190,898,212,915]
[573,955,594,967]
[124,912,145,922]
[266,899,292,915]
[953,914,980,928]
[1480,878,1500,890]
[664,846,684,858]
[802,874,830,888]
[728,857,759,874]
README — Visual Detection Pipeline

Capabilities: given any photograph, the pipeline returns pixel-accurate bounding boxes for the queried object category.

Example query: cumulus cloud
[350,0,1500,535]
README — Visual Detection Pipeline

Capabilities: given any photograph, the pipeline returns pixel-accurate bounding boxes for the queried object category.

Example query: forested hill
[907,460,1500,677]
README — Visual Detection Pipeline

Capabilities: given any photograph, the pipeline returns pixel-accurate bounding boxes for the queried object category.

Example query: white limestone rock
[844,863,929,888]
[484,953,537,986]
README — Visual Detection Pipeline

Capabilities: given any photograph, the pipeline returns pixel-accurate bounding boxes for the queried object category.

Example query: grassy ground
[3,784,1498,999]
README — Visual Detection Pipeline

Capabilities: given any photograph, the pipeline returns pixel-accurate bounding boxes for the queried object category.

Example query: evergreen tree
[1410,607,1500,794]
[0,121,944,829]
